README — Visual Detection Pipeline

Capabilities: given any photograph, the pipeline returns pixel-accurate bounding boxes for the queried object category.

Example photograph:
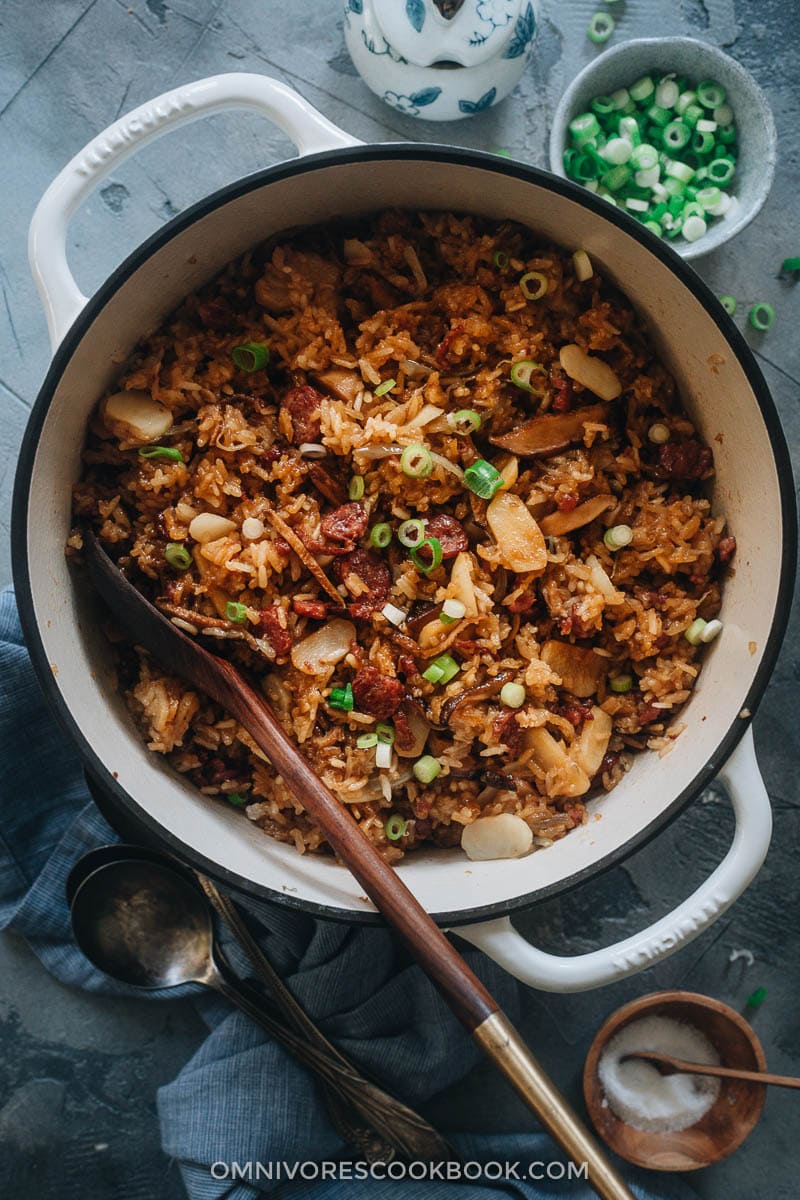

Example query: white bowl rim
[548,36,777,261]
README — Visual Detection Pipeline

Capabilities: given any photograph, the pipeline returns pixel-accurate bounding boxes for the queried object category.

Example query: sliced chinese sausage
[102,390,173,444]
[489,401,611,458]
[539,494,615,537]
[540,640,605,698]
[558,344,622,401]
[486,492,547,574]
[572,706,613,778]
[461,813,533,862]
[526,728,590,798]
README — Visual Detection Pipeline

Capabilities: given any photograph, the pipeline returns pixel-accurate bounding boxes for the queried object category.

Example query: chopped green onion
[683,214,707,243]
[441,598,467,622]
[226,792,248,807]
[519,271,549,300]
[370,522,392,549]
[708,157,735,184]
[569,112,601,144]
[611,88,630,110]
[779,257,800,277]
[604,524,633,551]
[665,159,694,184]
[376,722,395,744]
[410,537,443,574]
[139,445,184,462]
[398,518,427,548]
[400,444,433,478]
[375,740,392,769]
[165,542,192,571]
[375,378,396,397]
[500,681,526,709]
[631,143,658,170]
[413,755,442,784]
[618,116,642,146]
[422,654,460,686]
[691,129,715,155]
[587,11,615,43]
[464,459,504,500]
[572,249,594,281]
[330,682,354,711]
[700,618,723,643]
[697,80,726,109]
[510,359,544,393]
[655,77,679,109]
[357,732,378,749]
[447,409,482,435]
[601,164,631,192]
[385,814,407,841]
[602,137,633,165]
[493,250,509,269]
[226,601,249,623]
[630,76,655,103]
[646,105,671,129]
[648,422,671,444]
[663,121,690,151]
[719,295,737,315]
[381,602,407,627]
[749,302,775,331]
[231,342,269,372]
[714,103,734,126]
[745,986,767,1009]
[348,475,365,500]
[591,95,616,116]
[684,617,707,645]
[610,674,633,693]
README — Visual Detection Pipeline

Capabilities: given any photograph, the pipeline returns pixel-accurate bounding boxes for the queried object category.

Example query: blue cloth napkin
[0,586,694,1199]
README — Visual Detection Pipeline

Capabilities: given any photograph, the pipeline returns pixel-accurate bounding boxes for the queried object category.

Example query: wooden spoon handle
[85,534,635,1199]
[665,1058,800,1090]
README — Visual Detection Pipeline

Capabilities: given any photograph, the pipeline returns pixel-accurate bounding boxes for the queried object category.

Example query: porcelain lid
[371,0,528,68]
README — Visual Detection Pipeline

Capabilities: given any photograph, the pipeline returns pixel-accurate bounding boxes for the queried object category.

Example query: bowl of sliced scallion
[549,37,776,259]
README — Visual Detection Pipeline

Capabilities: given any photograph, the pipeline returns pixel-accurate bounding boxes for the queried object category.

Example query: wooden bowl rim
[583,990,767,1171]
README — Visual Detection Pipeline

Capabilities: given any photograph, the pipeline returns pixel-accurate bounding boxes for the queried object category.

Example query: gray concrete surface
[0,0,798,1196]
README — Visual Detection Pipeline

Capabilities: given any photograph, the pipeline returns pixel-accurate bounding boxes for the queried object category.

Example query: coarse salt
[598,1015,721,1133]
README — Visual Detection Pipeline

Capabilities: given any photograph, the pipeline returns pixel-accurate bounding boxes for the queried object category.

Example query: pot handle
[28,72,360,349]
[455,727,771,992]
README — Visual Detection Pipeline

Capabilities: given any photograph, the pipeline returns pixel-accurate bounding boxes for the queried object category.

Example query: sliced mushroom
[539,494,615,537]
[290,618,355,675]
[102,390,173,444]
[559,344,622,401]
[486,492,547,575]
[526,727,590,797]
[462,813,534,861]
[572,706,613,778]
[189,513,238,543]
[313,368,362,404]
[394,701,431,758]
[540,640,605,698]
[490,402,611,458]
[448,551,479,617]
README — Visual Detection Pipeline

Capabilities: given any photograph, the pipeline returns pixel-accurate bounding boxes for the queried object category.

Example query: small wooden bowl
[583,991,767,1171]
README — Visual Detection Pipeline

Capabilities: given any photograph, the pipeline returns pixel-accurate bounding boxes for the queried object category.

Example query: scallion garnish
[399,444,433,478]
[447,409,481,435]
[385,814,407,841]
[749,302,775,331]
[165,543,192,571]
[231,342,269,372]
[226,601,249,623]
[398,518,427,548]
[519,271,549,301]
[139,445,184,462]
[684,618,707,645]
[413,755,441,784]
[376,722,395,745]
[493,250,509,269]
[719,295,737,315]
[610,674,633,693]
[464,459,504,500]
[422,654,460,685]
[226,792,249,807]
[604,524,633,551]
[375,378,396,397]
[410,536,443,574]
[370,522,392,549]
[348,475,365,500]
[499,682,526,709]
[357,732,378,749]
[510,360,544,394]
[587,11,615,43]
[330,682,354,711]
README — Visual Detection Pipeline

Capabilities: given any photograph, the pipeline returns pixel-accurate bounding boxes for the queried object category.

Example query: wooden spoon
[83,530,634,1200]
[622,1051,800,1091]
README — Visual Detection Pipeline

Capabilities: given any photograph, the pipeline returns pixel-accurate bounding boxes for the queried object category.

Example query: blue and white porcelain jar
[344,0,537,122]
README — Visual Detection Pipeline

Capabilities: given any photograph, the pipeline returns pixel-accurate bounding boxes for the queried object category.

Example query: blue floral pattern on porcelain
[344,0,536,122]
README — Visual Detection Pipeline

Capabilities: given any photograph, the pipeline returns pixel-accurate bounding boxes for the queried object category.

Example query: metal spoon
[622,1051,800,1091]
[68,855,451,1160]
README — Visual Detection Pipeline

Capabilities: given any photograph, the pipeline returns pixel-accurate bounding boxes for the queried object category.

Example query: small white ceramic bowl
[549,38,777,260]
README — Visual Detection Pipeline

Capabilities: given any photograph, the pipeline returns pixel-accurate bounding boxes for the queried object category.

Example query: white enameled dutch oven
[13,75,796,992]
